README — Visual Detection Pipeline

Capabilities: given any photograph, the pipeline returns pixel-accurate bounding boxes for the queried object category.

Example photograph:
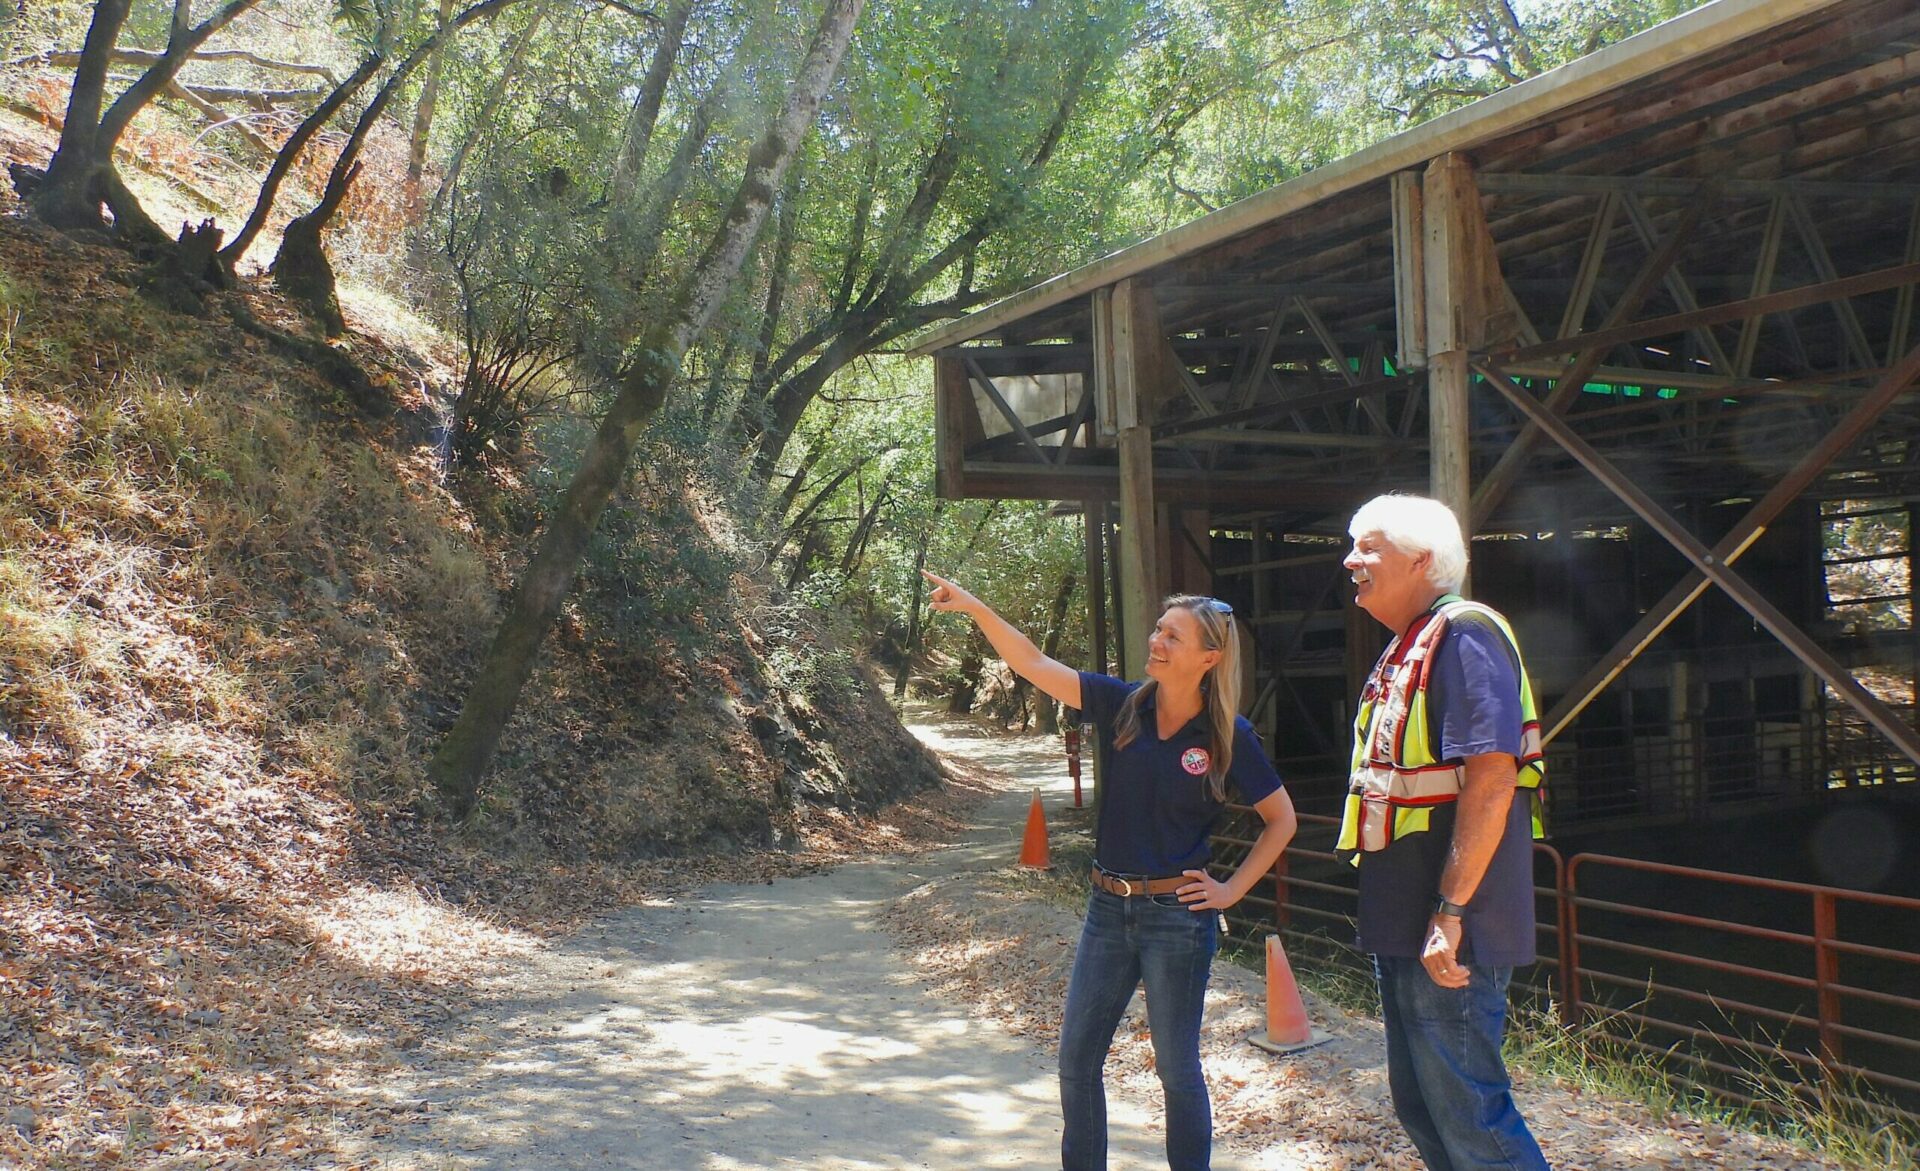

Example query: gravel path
[358,717,1203,1170]
[354,715,1842,1171]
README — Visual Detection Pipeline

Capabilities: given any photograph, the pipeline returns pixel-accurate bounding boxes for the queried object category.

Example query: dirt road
[362,718,1209,1170]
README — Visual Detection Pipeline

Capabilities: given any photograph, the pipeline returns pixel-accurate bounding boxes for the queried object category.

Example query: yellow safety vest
[1335,595,1546,860]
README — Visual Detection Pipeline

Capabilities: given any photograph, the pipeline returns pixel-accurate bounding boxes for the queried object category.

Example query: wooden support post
[1429,350,1473,531]
[1423,152,1502,538]
[1391,171,1427,372]
[1910,504,1919,720]
[1106,507,1128,681]
[1117,425,1159,677]
[1092,287,1118,442]
[1108,277,1163,677]
[933,354,968,499]
[1083,503,1109,803]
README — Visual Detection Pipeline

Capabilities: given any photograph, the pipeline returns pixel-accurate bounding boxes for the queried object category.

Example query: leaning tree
[428,0,868,815]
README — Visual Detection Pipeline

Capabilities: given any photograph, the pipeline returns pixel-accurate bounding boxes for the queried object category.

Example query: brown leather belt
[1090,867,1186,897]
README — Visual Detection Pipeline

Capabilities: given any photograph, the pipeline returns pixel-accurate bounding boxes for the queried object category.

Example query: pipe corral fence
[1209,808,1920,1123]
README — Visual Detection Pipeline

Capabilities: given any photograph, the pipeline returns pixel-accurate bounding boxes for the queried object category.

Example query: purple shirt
[1078,672,1284,876]
[1354,611,1539,967]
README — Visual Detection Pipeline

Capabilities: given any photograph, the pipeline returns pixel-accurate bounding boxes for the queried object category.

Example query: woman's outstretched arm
[923,570,1083,710]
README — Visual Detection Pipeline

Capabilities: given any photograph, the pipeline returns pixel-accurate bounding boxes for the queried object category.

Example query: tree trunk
[892,513,938,700]
[747,159,805,394]
[696,338,739,431]
[769,449,893,562]
[786,521,828,590]
[619,72,729,289]
[773,442,820,519]
[271,0,523,331]
[95,0,263,151]
[837,476,890,575]
[949,636,985,715]
[429,0,865,817]
[220,53,383,272]
[272,209,348,335]
[30,0,132,230]
[607,0,693,207]
[1032,570,1077,734]
[407,0,457,185]
[431,0,551,218]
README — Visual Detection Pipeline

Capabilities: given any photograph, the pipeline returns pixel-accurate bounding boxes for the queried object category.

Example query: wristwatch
[1433,895,1469,918]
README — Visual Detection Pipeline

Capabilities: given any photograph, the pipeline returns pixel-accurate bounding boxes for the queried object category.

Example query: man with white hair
[1338,493,1550,1171]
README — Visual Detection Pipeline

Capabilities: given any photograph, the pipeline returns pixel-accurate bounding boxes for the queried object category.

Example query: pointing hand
[921,570,982,616]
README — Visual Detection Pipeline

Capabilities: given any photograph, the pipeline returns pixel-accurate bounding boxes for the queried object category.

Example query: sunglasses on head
[1201,598,1233,617]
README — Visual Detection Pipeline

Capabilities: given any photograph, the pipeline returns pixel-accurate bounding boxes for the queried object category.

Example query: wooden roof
[918,0,1920,528]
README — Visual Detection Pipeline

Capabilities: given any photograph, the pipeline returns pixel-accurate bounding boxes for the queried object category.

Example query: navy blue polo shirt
[1078,672,1284,876]
[1354,613,1537,967]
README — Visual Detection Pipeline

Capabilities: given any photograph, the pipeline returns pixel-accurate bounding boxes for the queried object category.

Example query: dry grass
[0,185,948,1167]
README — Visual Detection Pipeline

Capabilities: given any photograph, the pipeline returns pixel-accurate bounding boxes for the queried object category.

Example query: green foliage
[1823,501,1911,634]
[769,355,1089,704]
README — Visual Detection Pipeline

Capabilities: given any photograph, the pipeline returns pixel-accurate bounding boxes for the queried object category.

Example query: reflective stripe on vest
[1335,596,1546,859]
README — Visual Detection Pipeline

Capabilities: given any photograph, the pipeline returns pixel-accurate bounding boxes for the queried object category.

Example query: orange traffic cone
[1017,789,1051,869]
[1249,934,1329,1054]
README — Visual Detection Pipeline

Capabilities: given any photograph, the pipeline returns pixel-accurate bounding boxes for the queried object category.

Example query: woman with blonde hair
[923,571,1297,1171]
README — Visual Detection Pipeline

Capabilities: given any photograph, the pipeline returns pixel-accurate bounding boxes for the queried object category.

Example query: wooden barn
[912,0,1920,1109]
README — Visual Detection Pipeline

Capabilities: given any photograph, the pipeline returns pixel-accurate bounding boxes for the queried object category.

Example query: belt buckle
[1117,876,1135,897]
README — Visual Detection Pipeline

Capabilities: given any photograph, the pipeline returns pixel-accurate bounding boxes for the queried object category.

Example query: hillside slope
[0,196,947,1166]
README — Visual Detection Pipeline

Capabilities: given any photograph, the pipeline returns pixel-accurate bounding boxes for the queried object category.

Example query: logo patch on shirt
[1181,747,1210,776]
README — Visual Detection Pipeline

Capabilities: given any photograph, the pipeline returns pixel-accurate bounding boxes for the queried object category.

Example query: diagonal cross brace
[1470,195,1715,532]
[1474,359,1920,768]
[965,357,1052,466]
[1532,341,1920,741]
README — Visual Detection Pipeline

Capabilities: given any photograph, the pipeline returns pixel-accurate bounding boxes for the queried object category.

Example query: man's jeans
[1059,889,1217,1171]
[1374,955,1551,1171]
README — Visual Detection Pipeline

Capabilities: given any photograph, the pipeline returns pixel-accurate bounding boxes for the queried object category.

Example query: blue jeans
[1374,955,1551,1171]
[1059,889,1218,1171]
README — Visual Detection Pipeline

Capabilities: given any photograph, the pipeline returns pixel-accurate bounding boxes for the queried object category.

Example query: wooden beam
[933,355,968,498]
[1621,193,1735,374]
[1471,194,1717,530]
[1057,382,1096,465]
[1091,287,1118,442]
[1392,169,1427,371]
[1477,357,1920,768]
[1424,152,1497,528]
[1151,371,1414,441]
[955,462,1375,508]
[1893,197,1920,365]
[1154,281,1392,299]
[1535,339,1920,739]
[1477,172,1920,201]
[966,409,1077,457]
[1112,277,1162,676]
[1559,191,1620,340]
[1163,428,1405,450]
[1786,193,1880,372]
[964,358,1053,465]
[1734,197,1789,377]
[1494,260,1920,366]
